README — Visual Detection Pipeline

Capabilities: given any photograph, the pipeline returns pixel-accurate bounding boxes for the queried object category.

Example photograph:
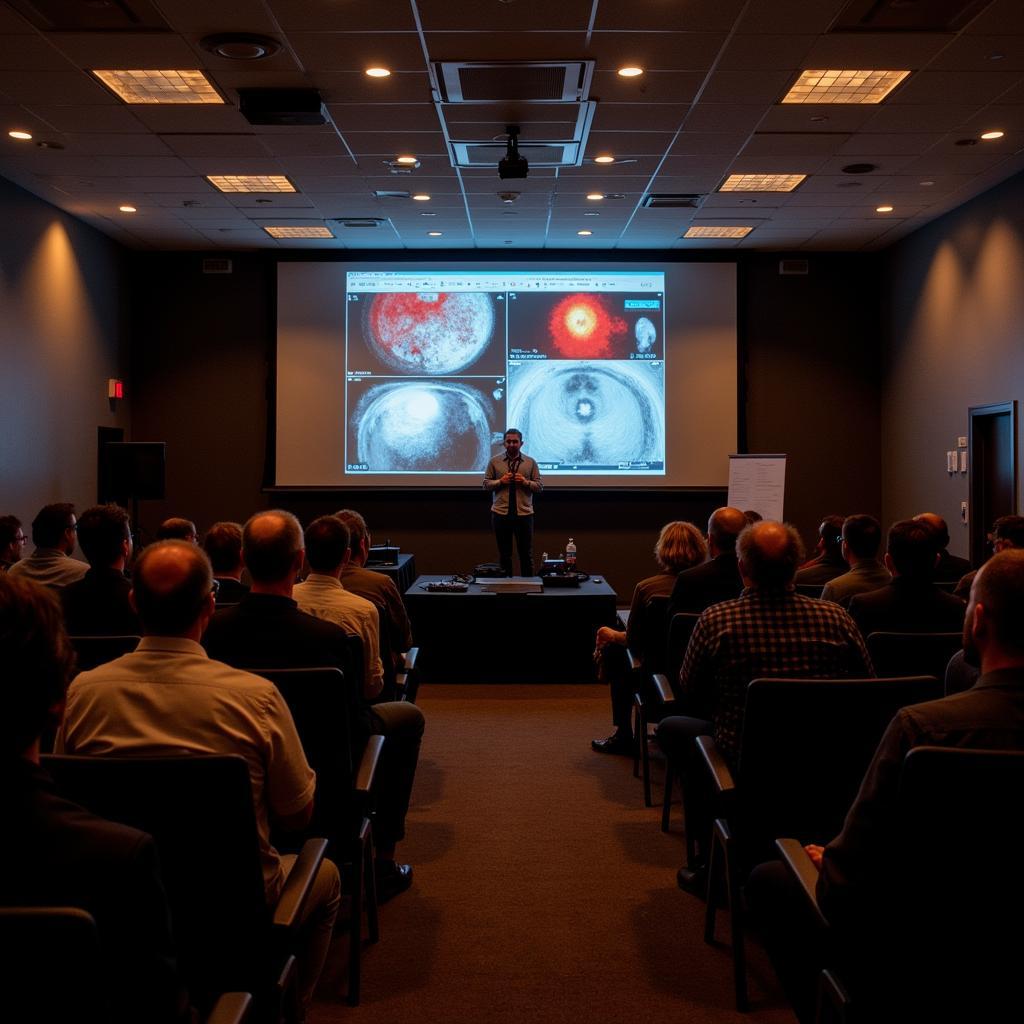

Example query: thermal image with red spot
[546,293,628,359]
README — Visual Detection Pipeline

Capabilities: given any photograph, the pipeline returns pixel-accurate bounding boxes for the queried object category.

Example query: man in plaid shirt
[658,519,873,890]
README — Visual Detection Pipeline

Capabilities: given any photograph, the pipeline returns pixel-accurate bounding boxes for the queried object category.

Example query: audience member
[60,503,138,636]
[202,521,249,603]
[668,506,746,616]
[953,513,1024,599]
[743,510,763,525]
[848,518,966,637]
[203,510,423,901]
[156,517,197,543]
[747,549,1024,1021]
[794,515,847,586]
[7,503,88,588]
[591,521,707,754]
[820,514,890,607]
[1,514,26,571]
[1,574,189,1023]
[294,515,385,697]
[914,511,970,581]
[657,521,872,889]
[57,539,338,1012]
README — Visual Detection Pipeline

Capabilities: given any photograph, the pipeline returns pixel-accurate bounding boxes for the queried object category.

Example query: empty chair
[68,634,139,671]
[866,631,962,683]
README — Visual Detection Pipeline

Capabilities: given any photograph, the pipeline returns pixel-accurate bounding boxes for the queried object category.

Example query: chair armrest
[775,838,830,931]
[204,992,252,1024]
[651,673,675,704]
[356,735,385,795]
[627,646,643,672]
[403,647,419,672]
[272,837,328,931]
[696,735,735,797]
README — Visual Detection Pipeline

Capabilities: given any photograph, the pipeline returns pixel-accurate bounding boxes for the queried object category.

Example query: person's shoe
[676,864,708,895]
[591,731,634,755]
[375,860,413,903]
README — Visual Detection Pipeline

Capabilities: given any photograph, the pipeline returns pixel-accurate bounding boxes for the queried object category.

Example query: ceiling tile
[699,69,793,105]
[682,103,767,133]
[800,32,951,69]
[716,34,816,72]
[891,71,1024,106]
[288,32,425,72]
[26,105,146,132]
[424,32,586,63]
[594,0,748,32]
[757,105,876,133]
[316,72,433,105]
[737,0,847,35]
[46,32,200,68]
[585,32,727,71]
[270,0,420,32]
[589,70,706,104]
[740,132,852,157]
[591,103,690,132]
[0,70,112,104]
[328,103,440,133]
[160,134,270,158]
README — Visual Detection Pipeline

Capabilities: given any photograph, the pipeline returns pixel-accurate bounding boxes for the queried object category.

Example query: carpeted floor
[310,685,797,1023]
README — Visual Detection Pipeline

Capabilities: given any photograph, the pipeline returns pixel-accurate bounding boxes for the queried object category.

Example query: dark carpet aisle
[311,685,796,1024]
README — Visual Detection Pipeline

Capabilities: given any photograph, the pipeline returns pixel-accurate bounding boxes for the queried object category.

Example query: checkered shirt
[680,587,873,767]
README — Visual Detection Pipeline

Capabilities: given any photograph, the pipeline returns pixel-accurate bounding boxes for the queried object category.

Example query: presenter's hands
[595,626,625,648]
[513,472,529,484]
[500,471,514,484]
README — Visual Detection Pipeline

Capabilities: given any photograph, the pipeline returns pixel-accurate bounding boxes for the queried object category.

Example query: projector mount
[499,125,529,180]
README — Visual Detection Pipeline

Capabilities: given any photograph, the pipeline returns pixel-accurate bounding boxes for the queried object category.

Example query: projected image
[509,292,663,361]
[347,379,500,472]
[506,361,664,471]
[349,291,504,376]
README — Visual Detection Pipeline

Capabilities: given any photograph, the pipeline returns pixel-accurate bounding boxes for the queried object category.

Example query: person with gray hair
[656,520,872,891]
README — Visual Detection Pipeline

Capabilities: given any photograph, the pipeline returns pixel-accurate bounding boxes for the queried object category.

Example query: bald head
[914,512,950,550]
[242,510,303,584]
[737,520,805,590]
[708,507,747,554]
[966,549,1024,662]
[132,540,213,636]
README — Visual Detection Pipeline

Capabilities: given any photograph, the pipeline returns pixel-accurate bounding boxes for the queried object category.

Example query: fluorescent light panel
[264,226,334,238]
[782,69,910,105]
[207,175,296,193]
[719,173,805,192]
[684,226,753,238]
[92,69,223,104]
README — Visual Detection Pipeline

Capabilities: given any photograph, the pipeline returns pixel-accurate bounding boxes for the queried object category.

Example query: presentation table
[365,553,417,596]
[405,575,618,684]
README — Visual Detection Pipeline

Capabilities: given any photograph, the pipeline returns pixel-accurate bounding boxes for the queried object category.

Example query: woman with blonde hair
[591,520,707,755]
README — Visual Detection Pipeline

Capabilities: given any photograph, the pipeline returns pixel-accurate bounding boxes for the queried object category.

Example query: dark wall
[129,250,882,595]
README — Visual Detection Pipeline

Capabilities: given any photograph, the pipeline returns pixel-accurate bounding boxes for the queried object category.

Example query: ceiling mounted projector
[499,125,529,180]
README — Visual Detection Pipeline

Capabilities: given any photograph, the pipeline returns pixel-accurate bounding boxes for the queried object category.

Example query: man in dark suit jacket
[203,509,423,901]
[848,518,966,637]
[914,511,971,581]
[202,520,250,604]
[0,574,188,1024]
[668,506,746,616]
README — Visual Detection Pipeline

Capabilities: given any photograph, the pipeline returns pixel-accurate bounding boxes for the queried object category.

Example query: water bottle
[565,538,577,572]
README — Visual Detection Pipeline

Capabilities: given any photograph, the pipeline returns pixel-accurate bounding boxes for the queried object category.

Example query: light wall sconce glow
[577,229,593,236]
[617,66,644,78]
[206,174,296,193]
[119,205,137,213]
[684,225,753,238]
[980,130,1004,140]
[365,67,391,78]
[593,155,615,164]
[263,226,334,238]
[92,69,223,104]
[586,192,605,200]
[8,130,32,140]
[412,193,431,201]
[428,231,443,236]
[719,173,806,192]
[396,155,418,164]
[876,205,894,213]
[781,69,910,104]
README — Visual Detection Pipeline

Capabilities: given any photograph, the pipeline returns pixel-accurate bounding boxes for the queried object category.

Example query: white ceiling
[1,0,1022,251]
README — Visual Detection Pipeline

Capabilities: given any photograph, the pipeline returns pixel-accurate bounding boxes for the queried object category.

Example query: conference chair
[251,666,382,1006]
[69,634,140,671]
[795,584,825,599]
[865,631,962,684]
[774,746,1024,1022]
[41,754,325,1024]
[0,906,252,1024]
[698,675,942,1011]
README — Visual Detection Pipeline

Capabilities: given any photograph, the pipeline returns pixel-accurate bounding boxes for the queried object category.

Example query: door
[968,402,1017,566]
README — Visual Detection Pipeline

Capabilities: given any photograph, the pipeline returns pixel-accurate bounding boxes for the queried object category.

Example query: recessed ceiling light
[781,69,910,104]
[719,173,806,192]
[207,174,296,193]
[200,34,280,60]
[583,211,600,217]
[8,130,32,140]
[577,229,593,236]
[617,66,644,78]
[593,155,615,164]
[876,205,894,213]
[919,180,935,186]
[684,226,753,238]
[92,69,223,104]
[119,205,137,213]
[365,67,391,78]
[586,192,605,200]
[428,231,443,236]
[396,155,418,164]
[264,226,334,238]
[980,130,1004,140]
[412,193,431,201]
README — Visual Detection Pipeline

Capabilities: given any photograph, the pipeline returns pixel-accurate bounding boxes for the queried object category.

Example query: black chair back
[866,630,963,683]
[632,595,671,675]
[69,634,140,672]
[794,583,824,599]
[735,675,943,859]
[0,907,106,1024]
[666,611,700,688]
[41,754,270,1009]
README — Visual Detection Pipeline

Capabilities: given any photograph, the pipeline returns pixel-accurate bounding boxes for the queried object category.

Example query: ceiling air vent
[435,61,593,103]
[332,218,388,229]
[454,142,578,168]
[779,259,810,276]
[642,194,705,209]
[202,258,233,275]
[373,190,410,200]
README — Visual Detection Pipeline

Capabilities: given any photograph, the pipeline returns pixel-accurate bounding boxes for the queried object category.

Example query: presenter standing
[483,429,542,577]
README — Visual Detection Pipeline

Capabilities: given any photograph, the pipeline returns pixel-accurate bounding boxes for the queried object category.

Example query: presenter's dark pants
[492,511,534,577]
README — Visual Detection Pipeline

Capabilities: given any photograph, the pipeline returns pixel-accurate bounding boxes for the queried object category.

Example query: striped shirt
[680,587,873,766]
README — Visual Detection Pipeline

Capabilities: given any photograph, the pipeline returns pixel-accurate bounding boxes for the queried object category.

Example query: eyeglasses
[210,579,221,597]
[15,534,27,545]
